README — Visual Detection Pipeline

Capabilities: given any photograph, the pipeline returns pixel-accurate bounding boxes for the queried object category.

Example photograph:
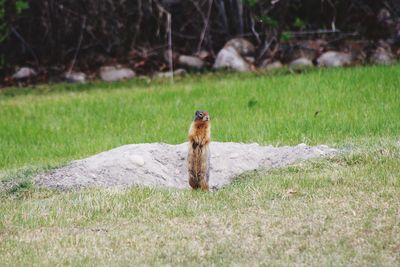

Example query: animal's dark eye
[199,113,203,117]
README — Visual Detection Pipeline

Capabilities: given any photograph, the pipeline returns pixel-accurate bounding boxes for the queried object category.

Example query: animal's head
[194,110,210,122]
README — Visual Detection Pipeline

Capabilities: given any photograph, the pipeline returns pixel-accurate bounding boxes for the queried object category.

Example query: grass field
[0,65,399,266]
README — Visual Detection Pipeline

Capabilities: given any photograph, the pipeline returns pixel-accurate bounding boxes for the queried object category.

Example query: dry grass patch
[1,139,399,266]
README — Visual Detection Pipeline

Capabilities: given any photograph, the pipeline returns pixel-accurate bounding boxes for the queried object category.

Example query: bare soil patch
[34,142,337,190]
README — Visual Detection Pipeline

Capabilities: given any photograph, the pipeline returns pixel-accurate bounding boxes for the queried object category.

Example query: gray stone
[195,50,212,60]
[163,49,179,64]
[212,38,256,72]
[213,46,251,72]
[370,47,396,65]
[316,51,352,67]
[154,68,187,79]
[173,69,187,76]
[289,57,313,69]
[99,66,135,82]
[377,8,393,25]
[178,55,206,69]
[12,67,37,79]
[225,38,255,57]
[262,61,283,71]
[35,142,337,191]
[64,71,86,83]
[245,57,255,64]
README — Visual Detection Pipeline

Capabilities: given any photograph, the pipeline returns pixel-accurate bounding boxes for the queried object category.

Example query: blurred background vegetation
[0,0,399,83]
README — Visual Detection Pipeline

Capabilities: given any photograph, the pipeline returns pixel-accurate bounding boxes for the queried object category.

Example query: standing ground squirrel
[187,110,211,191]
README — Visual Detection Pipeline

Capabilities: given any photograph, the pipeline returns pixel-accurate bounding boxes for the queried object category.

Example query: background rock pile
[1,0,400,86]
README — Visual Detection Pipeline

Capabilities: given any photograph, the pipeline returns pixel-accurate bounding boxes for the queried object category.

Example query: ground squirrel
[187,110,211,191]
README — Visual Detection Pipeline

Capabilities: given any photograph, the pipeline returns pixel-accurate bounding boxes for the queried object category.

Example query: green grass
[1,65,399,170]
[0,65,400,266]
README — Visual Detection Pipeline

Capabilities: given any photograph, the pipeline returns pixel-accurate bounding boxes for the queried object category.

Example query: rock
[339,40,368,64]
[154,72,171,79]
[376,8,400,44]
[12,67,37,79]
[99,66,135,82]
[261,60,283,71]
[154,68,187,78]
[163,49,179,64]
[316,51,352,67]
[128,154,145,167]
[225,38,255,57]
[64,71,86,83]
[213,46,251,72]
[370,42,396,65]
[213,38,255,72]
[289,57,313,69]
[245,57,255,64]
[195,50,212,61]
[178,55,205,69]
[377,8,393,25]
[173,68,187,76]
[370,47,395,65]
[34,142,337,190]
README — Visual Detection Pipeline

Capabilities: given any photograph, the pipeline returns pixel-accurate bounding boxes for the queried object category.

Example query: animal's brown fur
[187,111,211,191]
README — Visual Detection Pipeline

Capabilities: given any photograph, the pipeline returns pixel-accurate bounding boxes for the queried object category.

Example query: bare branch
[197,0,214,52]
[157,3,174,82]
[10,27,39,66]
[68,16,87,73]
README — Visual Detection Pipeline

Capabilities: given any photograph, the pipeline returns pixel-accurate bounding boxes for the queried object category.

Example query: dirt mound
[34,142,337,190]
